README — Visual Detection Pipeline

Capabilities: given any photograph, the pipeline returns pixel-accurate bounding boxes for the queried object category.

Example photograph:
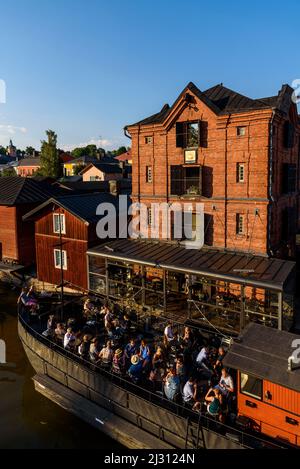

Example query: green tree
[39,130,60,178]
[71,147,87,159]
[0,167,16,177]
[73,163,86,175]
[0,146,6,156]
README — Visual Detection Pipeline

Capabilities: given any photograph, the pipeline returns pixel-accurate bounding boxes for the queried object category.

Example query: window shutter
[199,121,208,147]
[176,122,184,148]
[171,165,183,195]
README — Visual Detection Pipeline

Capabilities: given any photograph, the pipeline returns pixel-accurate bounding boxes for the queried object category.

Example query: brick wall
[128,90,300,258]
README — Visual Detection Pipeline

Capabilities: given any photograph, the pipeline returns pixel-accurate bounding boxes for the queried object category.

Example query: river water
[0,283,118,449]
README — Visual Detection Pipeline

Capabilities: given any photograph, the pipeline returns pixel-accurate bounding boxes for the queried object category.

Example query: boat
[18,298,298,450]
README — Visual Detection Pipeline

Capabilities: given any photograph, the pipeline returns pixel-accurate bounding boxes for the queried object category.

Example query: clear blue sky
[0,0,299,151]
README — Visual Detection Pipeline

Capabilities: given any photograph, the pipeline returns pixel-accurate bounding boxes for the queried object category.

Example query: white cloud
[0,125,27,146]
[62,138,118,152]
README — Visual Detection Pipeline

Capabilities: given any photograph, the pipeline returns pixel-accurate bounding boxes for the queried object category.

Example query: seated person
[164,368,180,402]
[120,314,131,334]
[182,377,201,411]
[152,346,166,370]
[65,337,76,352]
[54,323,66,344]
[196,346,213,376]
[47,314,56,331]
[89,337,101,362]
[215,368,234,397]
[139,339,151,369]
[64,328,76,349]
[213,347,226,375]
[128,354,143,382]
[98,340,113,366]
[112,348,125,375]
[78,335,90,360]
[175,356,186,386]
[124,339,137,366]
[164,322,174,345]
[205,388,222,417]
[169,332,183,355]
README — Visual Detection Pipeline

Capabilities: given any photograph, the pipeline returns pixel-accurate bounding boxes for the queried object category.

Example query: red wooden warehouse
[0,177,57,267]
[23,192,124,290]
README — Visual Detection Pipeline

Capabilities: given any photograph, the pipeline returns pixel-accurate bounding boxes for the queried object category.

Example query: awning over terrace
[87,239,295,292]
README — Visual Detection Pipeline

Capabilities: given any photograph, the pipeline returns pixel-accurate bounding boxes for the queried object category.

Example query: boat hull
[18,318,245,449]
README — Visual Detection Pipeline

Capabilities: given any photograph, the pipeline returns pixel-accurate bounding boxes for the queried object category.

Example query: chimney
[109,180,120,196]
[119,161,126,178]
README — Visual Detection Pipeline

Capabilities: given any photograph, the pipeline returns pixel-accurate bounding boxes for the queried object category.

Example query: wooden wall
[237,371,300,446]
[0,206,18,261]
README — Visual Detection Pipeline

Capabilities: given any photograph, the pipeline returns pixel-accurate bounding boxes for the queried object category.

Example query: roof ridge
[13,177,27,204]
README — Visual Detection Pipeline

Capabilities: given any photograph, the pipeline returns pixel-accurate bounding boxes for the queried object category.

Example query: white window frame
[147,208,153,226]
[237,163,245,183]
[53,213,66,234]
[237,126,246,137]
[236,214,245,235]
[145,136,153,145]
[54,249,67,270]
[146,166,153,183]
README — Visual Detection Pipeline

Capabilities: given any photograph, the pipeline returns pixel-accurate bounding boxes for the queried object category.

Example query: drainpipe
[224,114,231,250]
[268,110,276,257]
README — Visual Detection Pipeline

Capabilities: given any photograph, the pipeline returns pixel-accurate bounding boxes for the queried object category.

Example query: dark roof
[126,82,294,127]
[18,157,41,167]
[80,162,122,175]
[223,323,300,392]
[69,155,117,165]
[23,192,129,224]
[56,179,132,194]
[0,156,10,165]
[0,177,60,206]
[87,239,295,290]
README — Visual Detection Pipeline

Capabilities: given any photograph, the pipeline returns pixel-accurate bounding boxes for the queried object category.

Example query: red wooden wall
[237,371,300,446]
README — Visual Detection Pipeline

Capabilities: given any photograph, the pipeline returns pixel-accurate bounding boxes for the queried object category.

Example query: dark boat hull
[18,318,246,449]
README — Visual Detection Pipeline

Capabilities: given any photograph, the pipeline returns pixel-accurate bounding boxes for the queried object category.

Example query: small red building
[23,192,125,290]
[16,157,41,177]
[0,177,56,266]
[224,323,300,446]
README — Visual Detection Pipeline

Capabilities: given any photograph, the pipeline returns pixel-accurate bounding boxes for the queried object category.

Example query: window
[54,249,67,270]
[282,163,296,194]
[237,163,245,182]
[90,176,100,181]
[170,165,202,196]
[186,122,199,148]
[147,208,152,226]
[146,166,152,183]
[236,214,244,235]
[176,121,207,149]
[145,136,153,144]
[237,126,246,137]
[53,213,66,234]
[240,373,262,400]
[283,121,295,148]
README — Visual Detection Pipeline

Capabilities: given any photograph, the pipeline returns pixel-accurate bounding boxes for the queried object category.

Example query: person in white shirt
[64,328,76,349]
[182,378,201,411]
[196,346,213,377]
[164,323,174,344]
[215,368,234,397]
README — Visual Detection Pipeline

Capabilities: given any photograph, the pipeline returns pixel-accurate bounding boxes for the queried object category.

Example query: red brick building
[125,82,300,259]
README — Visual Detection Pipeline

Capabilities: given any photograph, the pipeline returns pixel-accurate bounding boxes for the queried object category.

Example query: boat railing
[18,312,289,450]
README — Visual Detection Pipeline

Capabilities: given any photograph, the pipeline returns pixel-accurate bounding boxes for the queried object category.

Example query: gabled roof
[18,157,41,167]
[23,192,128,224]
[79,162,122,175]
[125,82,295,127]
[115,150,132,162]
[0,177,59,206]
[223,323,300,392]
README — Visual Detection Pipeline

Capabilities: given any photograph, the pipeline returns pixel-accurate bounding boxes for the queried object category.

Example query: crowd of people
[24,294,235,422]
